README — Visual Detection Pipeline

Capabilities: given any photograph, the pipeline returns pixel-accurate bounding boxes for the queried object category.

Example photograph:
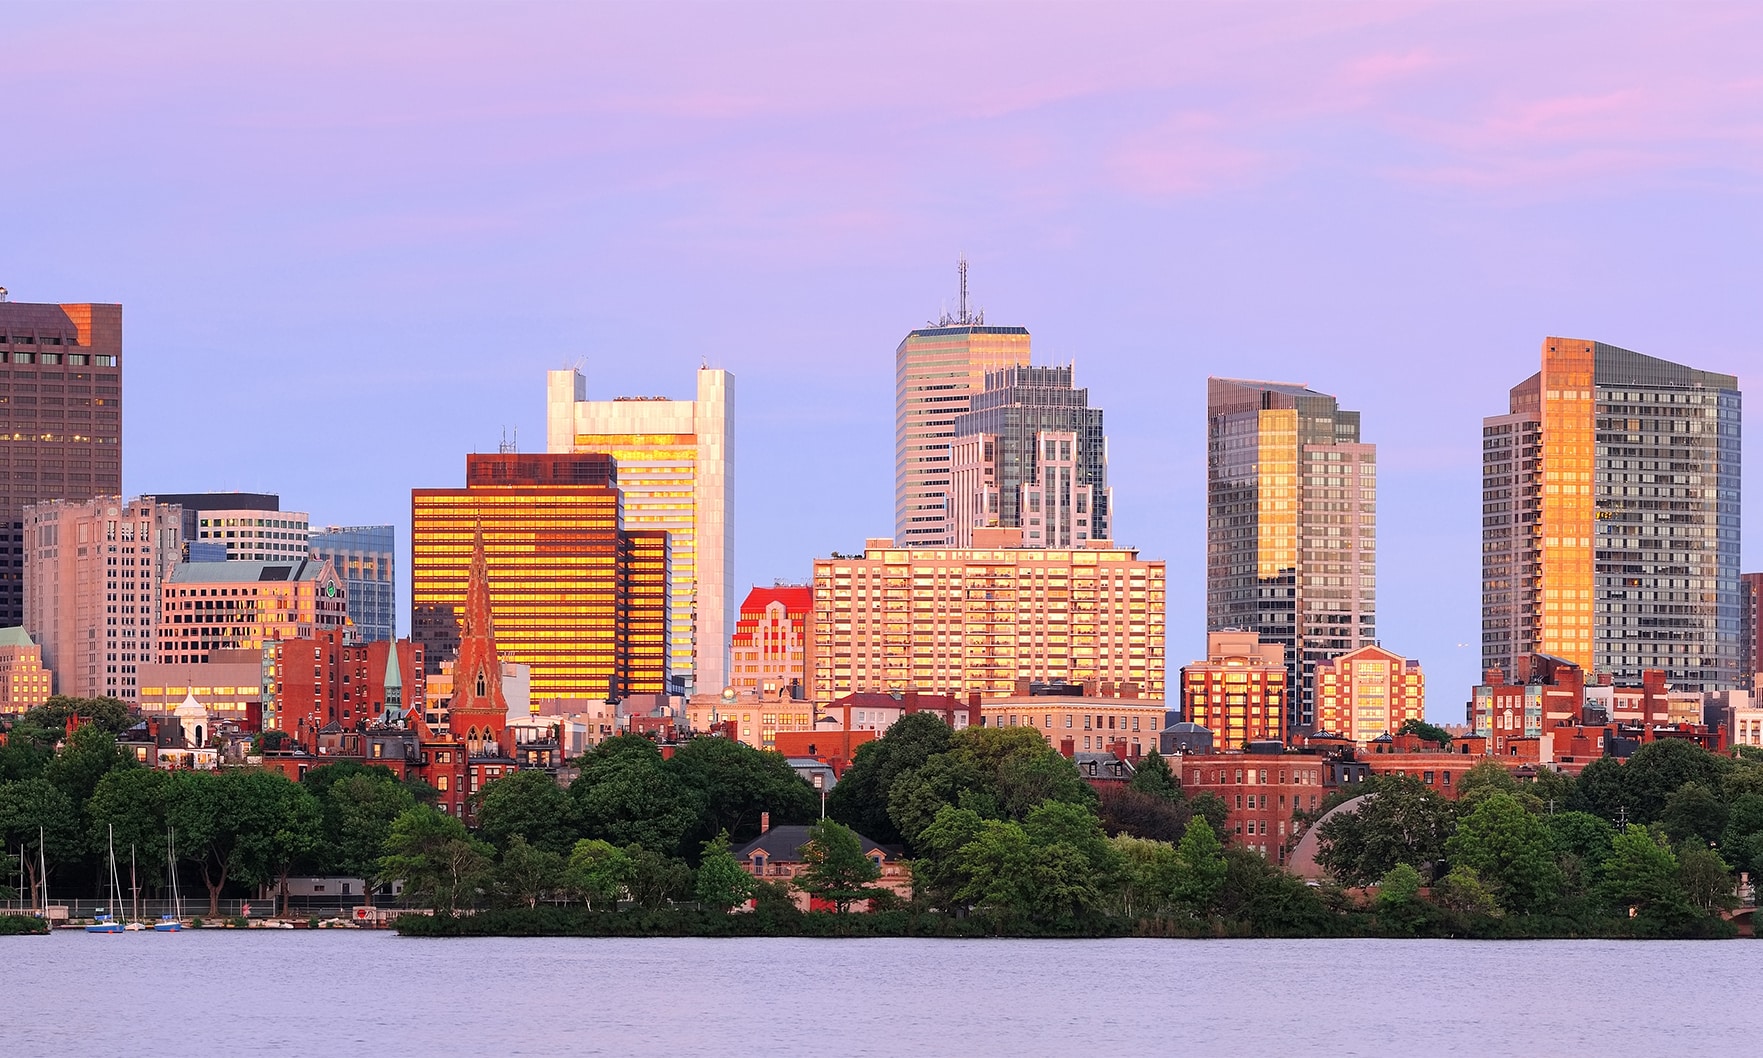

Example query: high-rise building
[811,533,1165,705]
[1741,572,1761,691]
[948,365,1110,548]
[411,453,670,703]
[894,267,1031,549]
[157,557,349,665]
[1206,378,1377,730]
[145,493,310,563]
[0,297,124,627]
[309,525,396,643]
[1313,644,1425,744]
[1179,630,1289,751]
[546,366,730,696]
[1481,338,1742,691]
[729,585,810,699]
[24,495,182,702]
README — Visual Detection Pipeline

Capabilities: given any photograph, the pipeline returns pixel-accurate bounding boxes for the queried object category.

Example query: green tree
[27,696,135,736]
[87,768,174,889]
[0,777,81,901]
[44,723,135,814]
[378,805,491,912]
[262,779,324,917]
[1576,740,1731,825]
[303,764,418,892]
[1172,817,1227,915]
[566,838,634,910]
[168,770,319,917]
[1096,786,1192,842]
[474,770,577,856]
[1676,843,1736,914]
[1432,865,1500,918]
[797,819,882,913]
[1111,834,1183,919]
[1455,760,1529,807]
[1397,718,1452,747]
[493,834,565,909]
[1314,776,1453,886]
[1597,824,1692,925]
[668,736,817,848]
[1545,811,1616,895]
[909,805,989,909]
[1128,748,1179,801]
[570,737,703,857]
[623,845,692,910]
[1718,793,1763,877]
[945,819,1101,933]
[1375,863,1422,910]
[693,831,757,912]
[1188,791,1230,837]
[886,752,987,847]
[1659,781,1727,847]
[824,712,953,844]
[1445,792,1563,914]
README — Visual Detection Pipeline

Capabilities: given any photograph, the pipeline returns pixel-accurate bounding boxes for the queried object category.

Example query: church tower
[448,526,509,757]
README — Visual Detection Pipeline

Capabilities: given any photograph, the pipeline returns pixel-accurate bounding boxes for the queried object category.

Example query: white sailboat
[85,825,125,933]
[155,828,183,932]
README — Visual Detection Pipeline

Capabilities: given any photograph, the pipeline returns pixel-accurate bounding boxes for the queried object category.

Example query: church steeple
[447,524,509,756]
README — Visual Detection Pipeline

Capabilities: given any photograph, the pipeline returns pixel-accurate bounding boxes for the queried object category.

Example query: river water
[6,931,1753,1056]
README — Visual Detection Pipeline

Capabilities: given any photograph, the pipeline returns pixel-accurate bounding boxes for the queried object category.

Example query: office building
[309,525,396,643]
[412,453,670,703]
[1481,339,1742,691]
[894,285,1031,550]
[24,495,182,702]
[158,556,348,664]
[729,585,810,699]
[948,365,1110,547]
[547,366,730,695]
[1180,630,1290,751]
[0,626,52,713]
[269,630,424,745]
[810,533,1165,705]
[1207,378,1377,729]
[146,493,310,563]
[1742,572,1761,691]
[980,686,1164,757]
[1313,644,1425,744]
[0,297,123,627]
[135,650,264,724]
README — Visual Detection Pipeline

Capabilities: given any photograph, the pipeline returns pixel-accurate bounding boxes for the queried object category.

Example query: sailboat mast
[39,826,47,915]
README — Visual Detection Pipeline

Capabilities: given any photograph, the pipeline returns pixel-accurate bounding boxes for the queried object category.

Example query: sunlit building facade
[158,556,349,664]
[895,321,1030,548]
[730,584,810,699]
[0,298,124,627]
[546,367,730,695]
[25,495,182,702]
[1180,630,1289,751]
[0,626,52,713]
[1207,378,1376,730]
[1313,643,1425,744]
[1481,339,1742,691]
[811,536,1165,705]
[411,453,669,702]
[148,493,309,563]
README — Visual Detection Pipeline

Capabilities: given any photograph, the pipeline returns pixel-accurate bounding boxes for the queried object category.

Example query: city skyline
[6,4,1762,714]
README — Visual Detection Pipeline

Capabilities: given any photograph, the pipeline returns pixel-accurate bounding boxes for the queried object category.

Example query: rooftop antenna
[498,427,517,454]
[935,255,984,327]
[958,255,969,324]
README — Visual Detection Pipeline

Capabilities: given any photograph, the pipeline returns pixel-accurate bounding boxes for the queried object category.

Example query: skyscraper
[24,495,181,702]
[146,493,309,563]
[546,366,729,696]
[948,365,1110,547]
[0,296,124,627]
[1206,378,1377,730]
[411,453,670,703]
[309,525,396,643]
[894,265,1030,547]
[1482,338,1742,691]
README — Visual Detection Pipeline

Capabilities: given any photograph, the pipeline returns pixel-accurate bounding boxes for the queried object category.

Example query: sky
[3,2,1760,719]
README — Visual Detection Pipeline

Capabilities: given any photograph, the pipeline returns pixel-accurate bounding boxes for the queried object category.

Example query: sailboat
[85,825,125,933]
[155,828,183,932]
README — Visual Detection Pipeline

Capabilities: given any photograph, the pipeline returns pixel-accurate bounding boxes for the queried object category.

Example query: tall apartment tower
[547,367,729,696]
[146,493,310,562]
[309,525,396,643]
[24,495,182,702]
[1206,378,1377,731]
[1481,338,1742,691]
[894,265,1031,548]
[1742,571,1762,691]
[948,365,1111,547]
[0,297,124,627]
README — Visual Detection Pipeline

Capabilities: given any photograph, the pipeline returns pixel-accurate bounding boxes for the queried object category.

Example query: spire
[448,521,508,754]
[464,522,496,644]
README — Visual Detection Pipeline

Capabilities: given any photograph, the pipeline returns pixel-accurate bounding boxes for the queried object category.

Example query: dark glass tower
[950,365,1110,542]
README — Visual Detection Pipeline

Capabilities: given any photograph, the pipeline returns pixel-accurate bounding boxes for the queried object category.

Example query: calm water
[5,930,1756,1057]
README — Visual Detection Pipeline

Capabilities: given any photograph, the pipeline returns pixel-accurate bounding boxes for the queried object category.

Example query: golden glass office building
[1482,338,1741,690]
[412,454,669,702]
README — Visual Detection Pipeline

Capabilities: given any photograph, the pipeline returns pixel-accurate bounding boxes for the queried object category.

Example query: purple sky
[5,3,1759,717]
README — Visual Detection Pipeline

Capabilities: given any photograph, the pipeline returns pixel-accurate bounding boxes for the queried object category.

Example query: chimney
[760,811,770,834]
[1111,740,1128,762]
[1059,737,1075,759]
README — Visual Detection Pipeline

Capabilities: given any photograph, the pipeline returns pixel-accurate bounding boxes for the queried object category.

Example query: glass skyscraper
[309,525,396,643]
[948,365,1110,547]
[1206,378,1377,731]
[1482,338,1741,690]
